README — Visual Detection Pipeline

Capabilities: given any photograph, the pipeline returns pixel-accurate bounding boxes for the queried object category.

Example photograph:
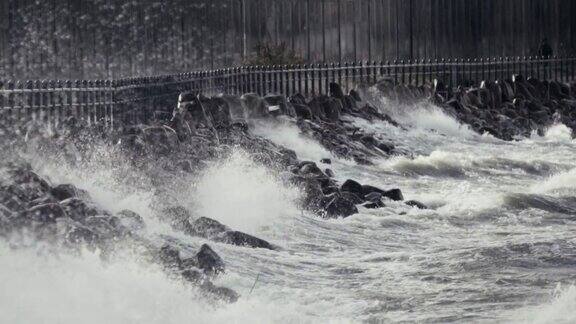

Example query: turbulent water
[2,94,576,323]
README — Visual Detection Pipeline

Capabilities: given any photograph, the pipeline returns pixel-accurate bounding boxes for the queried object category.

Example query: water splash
[251,118,333,162]
[512,284,576,324]
[195,149,300,236]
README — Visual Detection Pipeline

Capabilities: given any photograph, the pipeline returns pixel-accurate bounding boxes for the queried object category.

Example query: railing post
[337,61,343,86]
[291,65,297,95]
[311,63,316,95]
[343,62,349,92]
[304,64,309,96]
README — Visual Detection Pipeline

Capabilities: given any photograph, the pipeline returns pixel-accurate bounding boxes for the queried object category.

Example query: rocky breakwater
[0,81,423,305]
[169,88,424,220]
[0,161,242,302]
[375,75,576,140]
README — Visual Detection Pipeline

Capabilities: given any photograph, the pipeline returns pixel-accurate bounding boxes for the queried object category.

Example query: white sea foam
[0,244,329,324]
[251,118,333,162]
[195,149,300,236]
[512,284,576,324]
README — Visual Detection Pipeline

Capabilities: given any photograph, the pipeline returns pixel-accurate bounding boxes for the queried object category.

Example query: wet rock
[200,281,240,303]
[115,209,145,231]
[20,203,66,224]
[264,94,295,117]
[324,169,335,178]
[28,195,58,207]
[83,215,122,239]
[188,216,228,238]
[365,192,383,203]
[340,191,364,205]
[359,184,383,197]
[323,194,358,218]
[66,225,101,245]
[341,179,364,197]
[181,269,204,284]
[293,104,313,120]
[329,82,345,99]
[163,206,193,231]
[383,188,404,201]
[218,231,275,250]
[320,158,332,164]
[405,200,428,209]
[60,198,101,222]
[196,244,225,276]
[241,93,267,118]
[158,244,182,269]
[324,98,343,121]
[51,184,81,201]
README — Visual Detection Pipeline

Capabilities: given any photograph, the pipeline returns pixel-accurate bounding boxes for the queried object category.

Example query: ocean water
[2,95,576,323]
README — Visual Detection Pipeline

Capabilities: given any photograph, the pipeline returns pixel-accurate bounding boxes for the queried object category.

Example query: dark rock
[181,269,205,284]
[383,189,404,201]
[241,93,267,118]
[51,184,80,201]
[188,216,228,238]
[361,185,385,197]
[320,158,332,164]
[341,179,364,196]
[218,231,275,250]
[28,196,58,207]
[349,89,362,102]
[163,206,193,231]
[115,209,145,231]
[293,104,313,120]
[324,98,343,121]
[405,200,428,209]
[322,185,339,195]
[329,82,345,99]
[365,192,383,203]
[201,281,240,303]
[340,191,364,204]
[324,194,358,218]
[66,226,100,245]
[264,94,295,117]
[20,203,66,224]
[196,244,225,276]
[60,198,101,222]
[324,169,335,178]
[158,245,182,269]
[377,142,395,154]
[363,202,384,209]
[83,215,122,239]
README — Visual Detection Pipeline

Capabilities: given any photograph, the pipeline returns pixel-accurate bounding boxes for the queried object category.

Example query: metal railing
[1,56,576,129]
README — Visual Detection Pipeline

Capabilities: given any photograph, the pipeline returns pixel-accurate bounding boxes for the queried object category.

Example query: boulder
[163,206,193,231]
[383,188,404,201]
[329,82,345,99]
[60,198,102,222]
[115,209,145,231]
[51,184,83,201]
[293,104,313,120]
[405,200,428,209]
[196,244,225,276]
[323,194,358,218]
[341,179,364,197]
[158,244,182,269]
[241,93,267,118]
[218,230,275,250]
[187,216,228,238]
[20,203,66,224]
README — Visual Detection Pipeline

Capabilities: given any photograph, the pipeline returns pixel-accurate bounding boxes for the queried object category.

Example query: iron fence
[1,55,575,129]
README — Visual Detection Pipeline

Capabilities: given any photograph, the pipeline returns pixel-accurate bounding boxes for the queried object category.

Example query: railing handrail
[2,55,576,130]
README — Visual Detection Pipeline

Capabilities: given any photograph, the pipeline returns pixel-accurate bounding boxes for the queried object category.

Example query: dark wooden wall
[1,0,575,79]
